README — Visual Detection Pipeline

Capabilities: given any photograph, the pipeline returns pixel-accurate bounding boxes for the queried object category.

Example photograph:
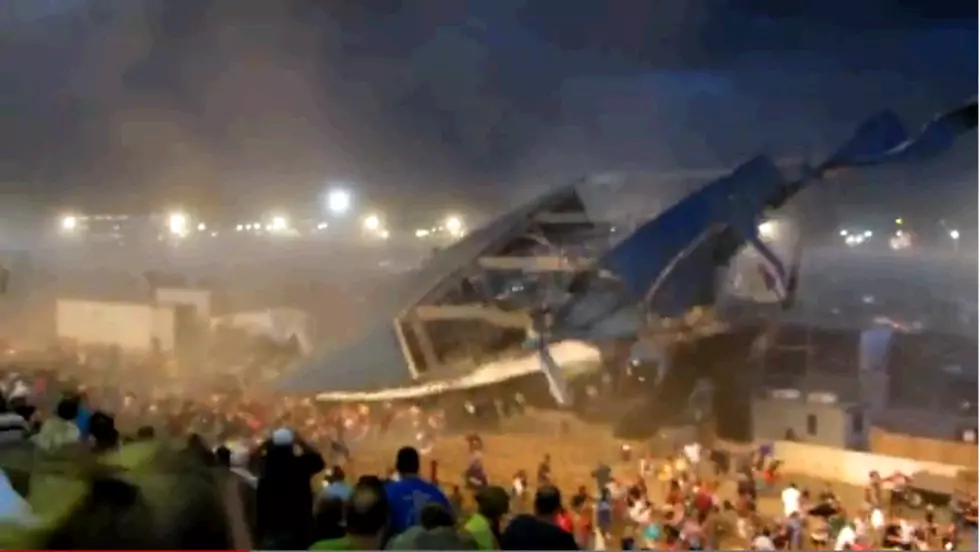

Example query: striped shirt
[0,413,28,446]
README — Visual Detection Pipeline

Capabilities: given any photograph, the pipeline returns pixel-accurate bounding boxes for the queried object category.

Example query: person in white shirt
[834,523,857,551]
[629,498,651,525]
[781,483,801,517]
[870,507,885,531]
[511,474,526,498]
[898,518,914,546]
[868,506,887,545]
[639,453,654,479]
[751,529,776,550]
[683,442,702,466]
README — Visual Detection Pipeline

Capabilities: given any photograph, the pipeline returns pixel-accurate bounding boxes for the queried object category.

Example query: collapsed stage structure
[280,99,977,442]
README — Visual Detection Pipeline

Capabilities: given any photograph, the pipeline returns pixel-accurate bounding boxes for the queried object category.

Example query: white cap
[271,428,294,446]
[9,381,29,400]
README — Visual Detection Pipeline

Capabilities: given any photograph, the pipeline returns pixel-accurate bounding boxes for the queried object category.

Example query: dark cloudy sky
[3,0,976,222]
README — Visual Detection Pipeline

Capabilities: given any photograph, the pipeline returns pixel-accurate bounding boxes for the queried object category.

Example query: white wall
[55,299,174,353]
[155,287,211,320]
[773,440,963,488]
[151,306,176,352]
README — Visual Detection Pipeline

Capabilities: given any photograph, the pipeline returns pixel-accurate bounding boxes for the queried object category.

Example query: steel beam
[413,304,530,328]
[477,255,594,272]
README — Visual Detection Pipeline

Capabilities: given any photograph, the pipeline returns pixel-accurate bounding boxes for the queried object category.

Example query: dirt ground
[343,410,873,519]
[331,409,978,549]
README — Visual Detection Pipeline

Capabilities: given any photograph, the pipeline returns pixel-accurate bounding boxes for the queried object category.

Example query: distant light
[327,188,352,215]
[863,230,872,238]
[363,214,381,231]
[895,218,903,225]
[197,222,207,231]
[168,212,189,236]
[244,224,253,231]
[445,215,463,233]
[839,229,848,237]
[415,229,430,238]
[758,221,776,239]
[950,229,960,240]
[890,230,911,251]
[445,215,466,238]
[316,222,328,231]
[235,224,244,232]
[378,229,391,240]
[270,215,288,231]
[60,215,78,232]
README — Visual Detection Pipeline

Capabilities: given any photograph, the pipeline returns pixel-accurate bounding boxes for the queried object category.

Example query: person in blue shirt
[596,488,614,539]
[384,446,450,534]
[71,394,91,439]
[321,465,353,501]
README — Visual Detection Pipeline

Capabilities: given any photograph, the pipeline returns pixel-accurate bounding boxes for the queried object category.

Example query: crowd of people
[0,350,975,551]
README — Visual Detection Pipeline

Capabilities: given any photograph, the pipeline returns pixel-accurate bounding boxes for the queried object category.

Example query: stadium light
[363,214,381,232]
[758,220,776,239]
[863,230,872,238]
[445,215,463,233]
[60,215,78,232]
[270,215,288,232]
[168,212,189,236]
[445,214,466,238]
[327,188,352,215]
[415,229,430,238]
[950,229,960,240]
[839,229,848,237]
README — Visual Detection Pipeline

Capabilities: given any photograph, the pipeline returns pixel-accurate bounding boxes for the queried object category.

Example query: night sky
[3,0,977,225]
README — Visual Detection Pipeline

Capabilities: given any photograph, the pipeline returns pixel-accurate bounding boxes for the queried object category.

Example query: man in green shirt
[464,485,510,550]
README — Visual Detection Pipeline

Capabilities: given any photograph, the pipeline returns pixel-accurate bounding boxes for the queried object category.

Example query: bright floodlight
[363,214,381,231]
[839,229,848,237]
[863,230,872,238]
[168,212,188,235]
[269,215,289,232]
[445,215,463,233]
[327,189,352,215]
[415,228,430,238]
[758,221,776,239]
[950,229,960,240]
[60,215,78,231]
